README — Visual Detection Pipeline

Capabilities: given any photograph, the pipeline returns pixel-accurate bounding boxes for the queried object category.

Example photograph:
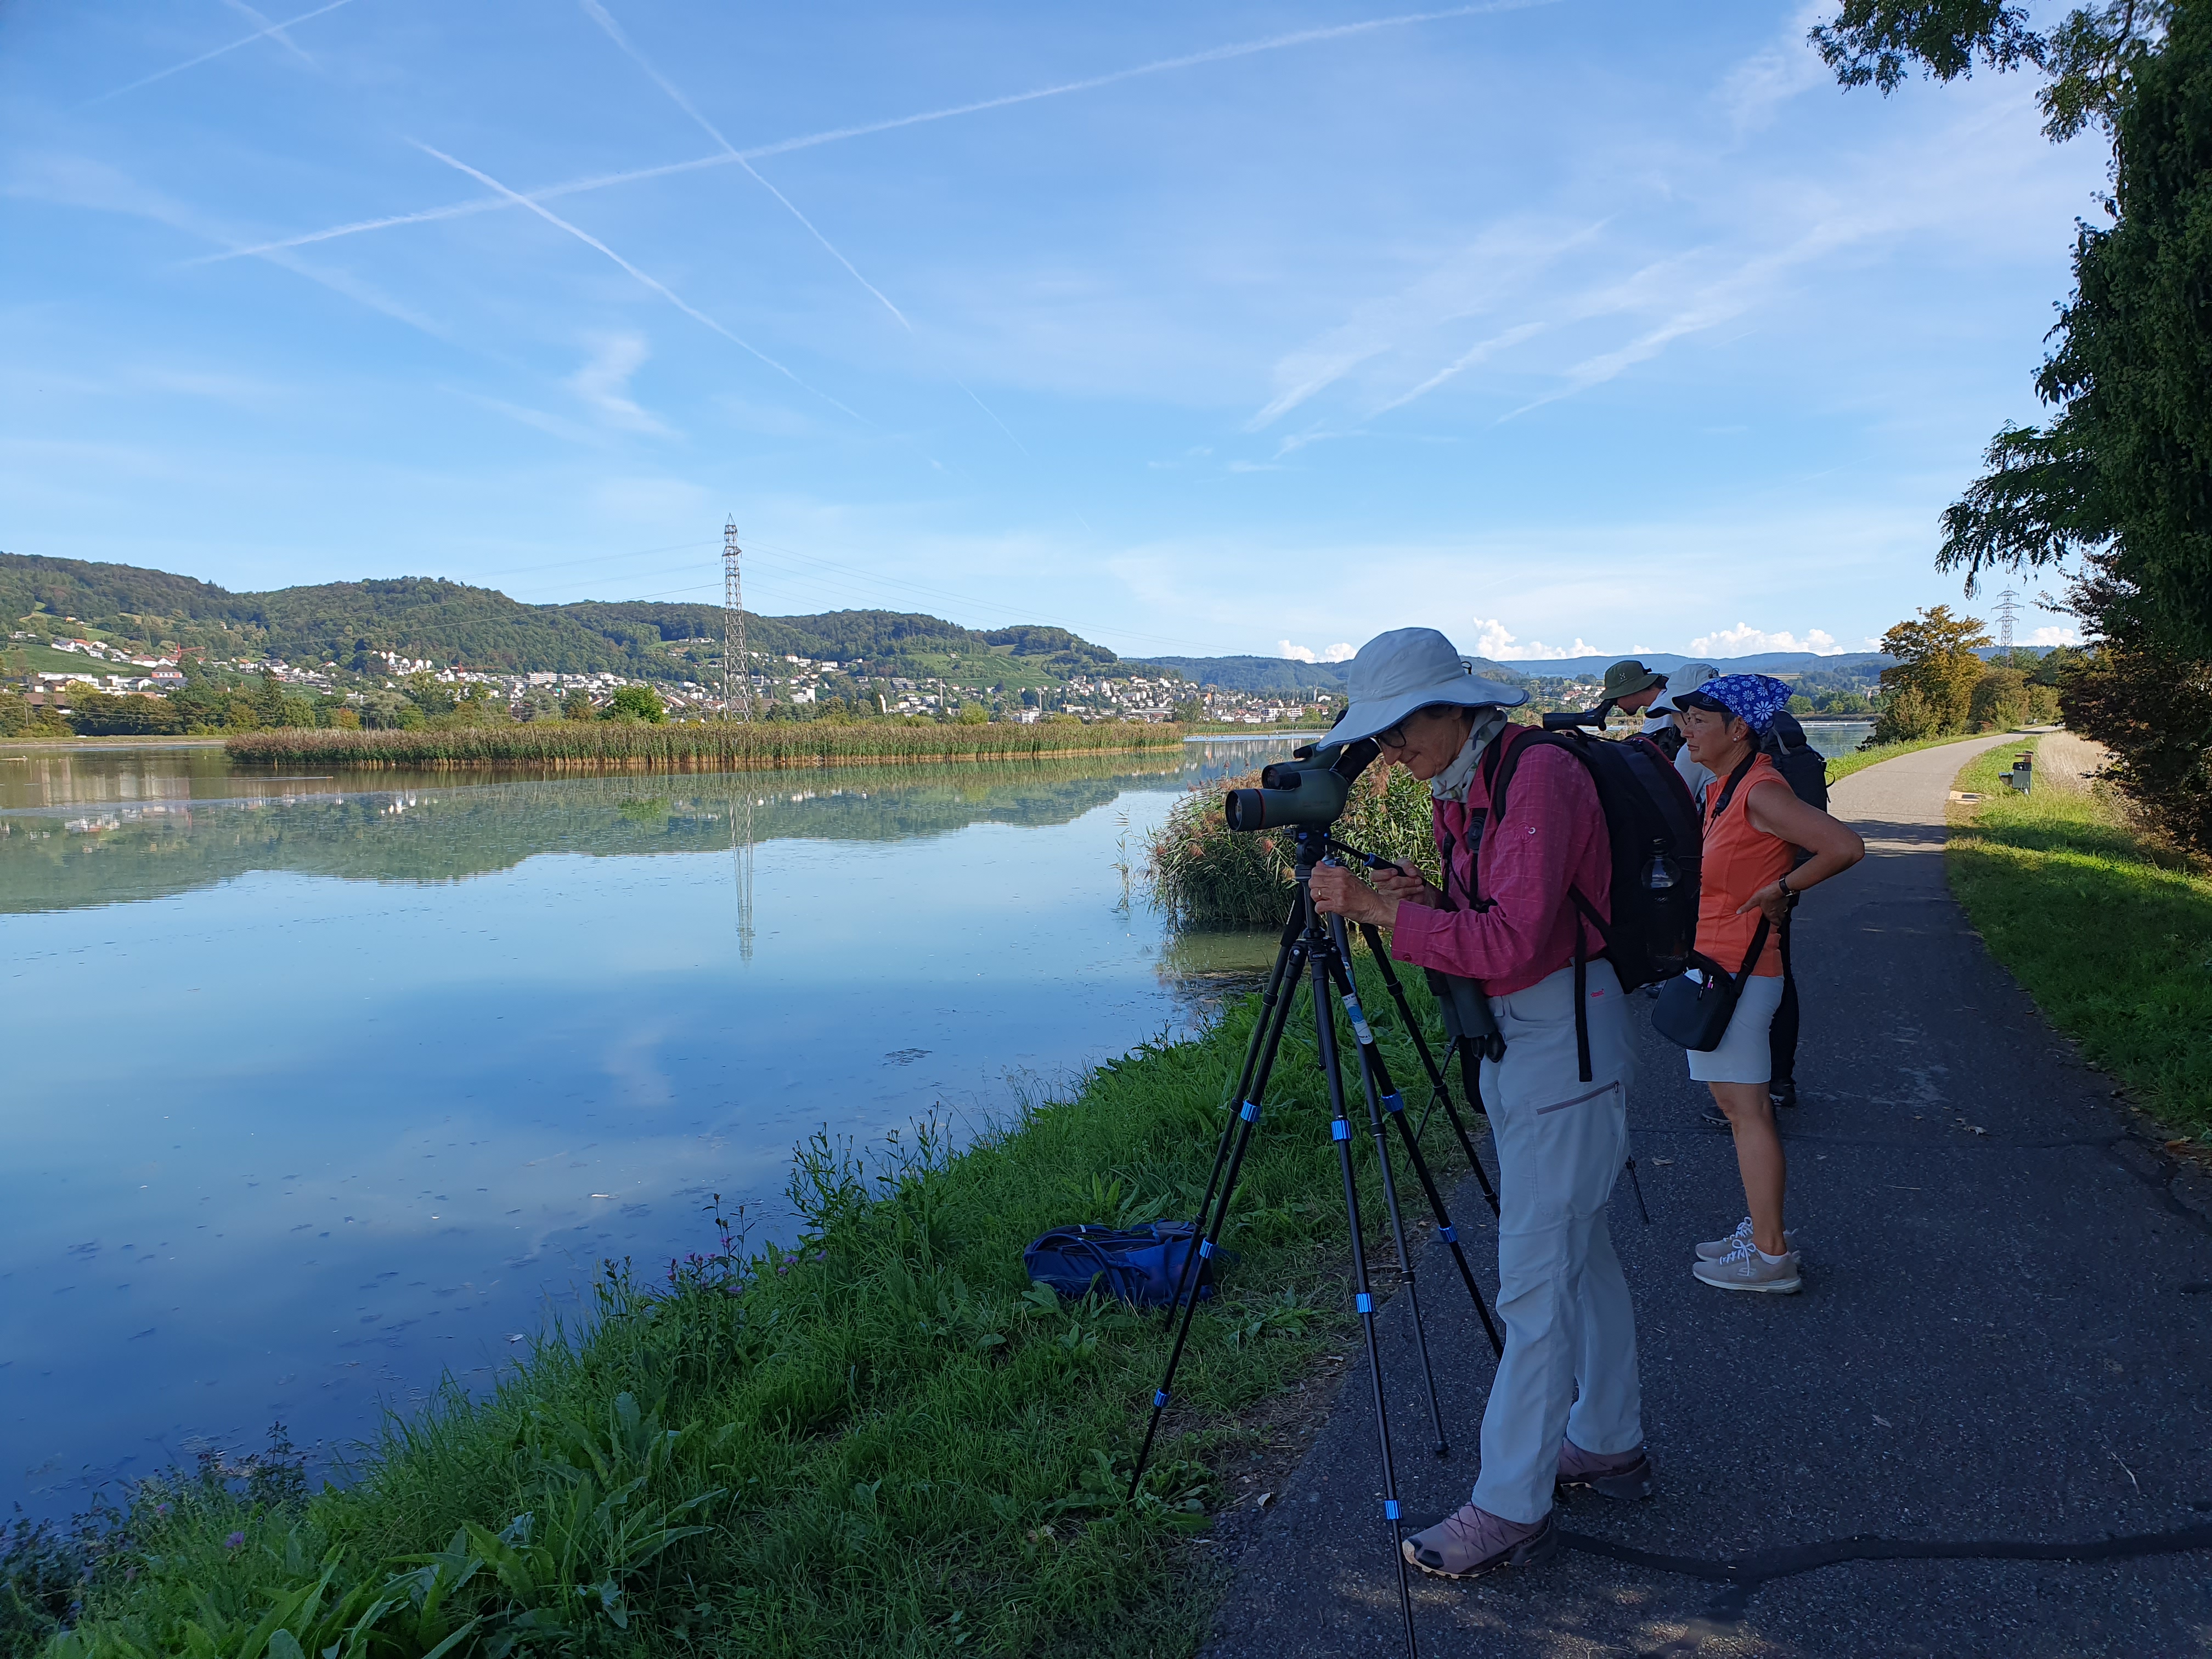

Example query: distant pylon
[1994,588,2021,654]
[722,520,752,721]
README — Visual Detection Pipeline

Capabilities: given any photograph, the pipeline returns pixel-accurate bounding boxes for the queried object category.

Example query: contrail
[410,141,870,425]
[90,0,357,104]
[578,0,912,331]
[219,0,316,67]
[189,0,1551,262]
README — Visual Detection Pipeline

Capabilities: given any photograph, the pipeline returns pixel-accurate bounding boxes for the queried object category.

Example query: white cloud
[1468,616,1601,660]
[1279,640,1355,663]
[2027,624,2080,647]
[567,333,672,435]
[1685,622,1844,656]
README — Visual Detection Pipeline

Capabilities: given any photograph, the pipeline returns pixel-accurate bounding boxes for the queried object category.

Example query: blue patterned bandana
[1692,673,1792,736]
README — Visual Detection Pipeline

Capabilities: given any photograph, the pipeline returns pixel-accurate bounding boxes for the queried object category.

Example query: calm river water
[1,738,1300,1513]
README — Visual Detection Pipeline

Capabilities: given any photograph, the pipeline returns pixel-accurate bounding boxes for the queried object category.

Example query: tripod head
[1222,735,1380,833]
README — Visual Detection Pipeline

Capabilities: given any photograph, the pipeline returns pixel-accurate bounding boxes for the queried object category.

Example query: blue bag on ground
[1022,1221,1234,1308]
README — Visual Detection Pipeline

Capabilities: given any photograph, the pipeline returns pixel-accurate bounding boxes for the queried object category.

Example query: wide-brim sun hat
[1329,627,1528,747]
[1649,661,1720,714]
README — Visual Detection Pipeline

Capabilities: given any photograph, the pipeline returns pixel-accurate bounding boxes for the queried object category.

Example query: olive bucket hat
[1600,659,1667,703]
[1330,628,1528,747]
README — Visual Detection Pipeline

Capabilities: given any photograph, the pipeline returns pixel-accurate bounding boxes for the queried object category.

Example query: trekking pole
[1308,901,1420,1658]
[1318,910,1449,1458]
[1127,920,1308,1499]
[1623,1155,1652,1226]
[1157,900,1306,1321]
[1325,922,1503,1361]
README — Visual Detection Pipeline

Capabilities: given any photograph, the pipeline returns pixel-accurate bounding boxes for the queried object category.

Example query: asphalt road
[1198,735,2212,1658]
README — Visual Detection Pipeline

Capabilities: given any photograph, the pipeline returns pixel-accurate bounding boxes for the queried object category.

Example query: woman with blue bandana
[1673,674,1865,1294]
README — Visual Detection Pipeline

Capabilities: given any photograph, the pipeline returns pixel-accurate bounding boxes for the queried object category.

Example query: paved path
[1199,735,2212,1658]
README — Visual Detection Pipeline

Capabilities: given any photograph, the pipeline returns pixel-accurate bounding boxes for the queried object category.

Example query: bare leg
[1708,1080,1786,1255]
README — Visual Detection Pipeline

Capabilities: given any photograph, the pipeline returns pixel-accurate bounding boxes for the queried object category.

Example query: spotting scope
[1222,736,1379,832]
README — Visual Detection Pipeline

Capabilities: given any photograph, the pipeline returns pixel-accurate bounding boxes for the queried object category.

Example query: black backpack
[1479,726,1705,1080]
[1761,710,1828,812]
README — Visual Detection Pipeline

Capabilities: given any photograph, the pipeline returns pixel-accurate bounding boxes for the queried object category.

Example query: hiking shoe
[1696,1216,1797,1261]
[1556,1440,1655,1502]
[1401,1504,1556,1579]
[1771,1080,1799,1109]
[1694,1237,1802,1294]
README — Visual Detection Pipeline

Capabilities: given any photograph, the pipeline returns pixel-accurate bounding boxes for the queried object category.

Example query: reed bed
[224,719,1183,770]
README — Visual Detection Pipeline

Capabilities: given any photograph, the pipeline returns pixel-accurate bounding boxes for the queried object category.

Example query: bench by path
[1197,735,2212,1658]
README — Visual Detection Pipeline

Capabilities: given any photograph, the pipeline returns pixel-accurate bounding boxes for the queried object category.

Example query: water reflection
[0,741,1297,1513]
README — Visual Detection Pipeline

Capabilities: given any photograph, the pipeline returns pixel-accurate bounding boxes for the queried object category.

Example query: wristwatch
[1777,874,1800,909]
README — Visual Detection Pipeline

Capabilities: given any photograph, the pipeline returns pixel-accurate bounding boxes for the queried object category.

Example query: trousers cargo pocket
[1536,1081,1621,1116]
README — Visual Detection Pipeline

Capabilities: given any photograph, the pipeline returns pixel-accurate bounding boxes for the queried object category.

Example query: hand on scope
[1308,863,1398,929]
[1370,861,1440,909]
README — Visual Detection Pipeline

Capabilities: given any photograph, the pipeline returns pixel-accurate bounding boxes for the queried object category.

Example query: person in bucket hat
[1598,658,1667,714]
[1313,628,1652,1582]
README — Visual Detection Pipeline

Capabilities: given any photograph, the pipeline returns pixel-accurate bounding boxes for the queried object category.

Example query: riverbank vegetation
[1948,736,2212,1143]
[18,962,1465,1658]
[223,720,1185,770]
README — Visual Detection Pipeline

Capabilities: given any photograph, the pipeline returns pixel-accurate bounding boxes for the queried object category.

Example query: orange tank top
[1696,754,1794,977]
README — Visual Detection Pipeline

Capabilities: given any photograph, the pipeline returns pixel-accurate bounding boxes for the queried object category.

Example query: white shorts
[1686,973,1785,1085]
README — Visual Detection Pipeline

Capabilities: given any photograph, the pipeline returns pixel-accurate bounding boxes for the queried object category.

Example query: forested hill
[1131,653,1531,694]
[0,554,1125,684]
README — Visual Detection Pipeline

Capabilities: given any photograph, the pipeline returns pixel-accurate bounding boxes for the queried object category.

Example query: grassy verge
[223,720,1184,770]
[1947,737,2212,1143]
[30,963,1460,1658]
[1825,729,1994,785]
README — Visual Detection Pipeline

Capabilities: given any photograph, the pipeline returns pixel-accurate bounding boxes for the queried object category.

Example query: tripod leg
[1128,938,1310,1499]
[1325,940,1504,1361]
[1355,921,1499,1216]
[1160,903,1306,1319]
[1325,923,1449,1458]
[1453,1041,1503,1215]
[1623,1155,1651,1226]
[1309,928,1419,1658]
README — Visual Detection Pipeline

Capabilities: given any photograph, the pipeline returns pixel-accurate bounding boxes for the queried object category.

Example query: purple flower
[225,1531,245,1550]
[155,1503,171,1516]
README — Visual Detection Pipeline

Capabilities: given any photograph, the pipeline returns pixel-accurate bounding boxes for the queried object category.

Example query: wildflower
[225,1531,245,1550]
[155,1503,171,1516]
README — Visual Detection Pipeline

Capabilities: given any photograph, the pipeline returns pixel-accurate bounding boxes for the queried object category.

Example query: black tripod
[1128,831,1505,1659]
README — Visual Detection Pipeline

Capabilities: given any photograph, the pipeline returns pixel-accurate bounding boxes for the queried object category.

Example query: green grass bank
[223,720,1186,771]
[26,963,1463,1659]
[1947,736,2212,1144]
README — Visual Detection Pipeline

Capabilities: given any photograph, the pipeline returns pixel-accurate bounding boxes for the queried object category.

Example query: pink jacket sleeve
[1387,744,1601,988]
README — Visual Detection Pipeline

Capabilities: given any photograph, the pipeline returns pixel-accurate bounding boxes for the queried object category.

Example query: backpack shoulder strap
[1706,752,1762,822]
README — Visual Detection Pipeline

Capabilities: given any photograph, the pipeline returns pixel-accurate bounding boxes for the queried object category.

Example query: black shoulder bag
[1650,753,1773,1052]
[1650,915,1771,1051]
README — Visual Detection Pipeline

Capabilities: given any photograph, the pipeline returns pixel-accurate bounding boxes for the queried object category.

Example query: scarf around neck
[1429,707,1510,804]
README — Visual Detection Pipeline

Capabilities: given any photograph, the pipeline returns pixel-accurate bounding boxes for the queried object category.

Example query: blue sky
[1,2,2104,661]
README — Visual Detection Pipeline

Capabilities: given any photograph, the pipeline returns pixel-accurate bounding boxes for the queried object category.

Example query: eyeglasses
[1376,705,1446,749]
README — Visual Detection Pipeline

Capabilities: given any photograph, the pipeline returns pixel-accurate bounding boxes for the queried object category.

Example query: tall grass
[37,962,1468,1659]
[1146,760,1440,928]
[224,720,1184,771]
[1948,737,2212,1143]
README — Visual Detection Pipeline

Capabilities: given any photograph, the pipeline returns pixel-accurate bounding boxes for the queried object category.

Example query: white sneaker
[1695,1216,1796,1261]
[1693,1237,1802,1294]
